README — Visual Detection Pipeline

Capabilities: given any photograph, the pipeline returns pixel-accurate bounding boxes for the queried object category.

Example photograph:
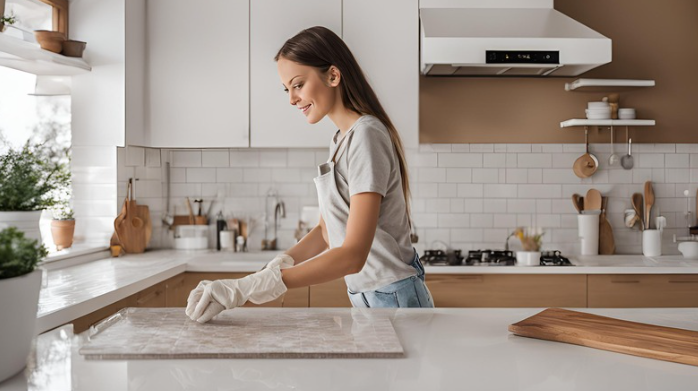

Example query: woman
[186,26,433,323]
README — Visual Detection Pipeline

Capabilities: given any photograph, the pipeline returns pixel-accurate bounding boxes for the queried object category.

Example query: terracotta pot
[51,219,75,250]
[0,23,6,33]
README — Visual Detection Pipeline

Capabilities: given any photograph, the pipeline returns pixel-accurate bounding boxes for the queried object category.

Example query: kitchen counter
[2,307,697,391]
[35,250,698,333]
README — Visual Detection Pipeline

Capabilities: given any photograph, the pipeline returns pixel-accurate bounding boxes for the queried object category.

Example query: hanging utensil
[608,125,619,166]
[621,126,634,170]
[573,127,598,178]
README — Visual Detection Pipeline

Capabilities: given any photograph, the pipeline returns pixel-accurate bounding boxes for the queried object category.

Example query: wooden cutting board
[509,308,698,366]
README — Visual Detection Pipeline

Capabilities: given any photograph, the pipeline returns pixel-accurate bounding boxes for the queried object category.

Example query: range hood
[420,0,612,77]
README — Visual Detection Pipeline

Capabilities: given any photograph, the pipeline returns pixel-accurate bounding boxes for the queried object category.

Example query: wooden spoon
[572,194,584,214]
[573,127,598,178]
[644,181,654,230]
[631,193,645,231]
[599,197,615,255]
[585,189,602,212]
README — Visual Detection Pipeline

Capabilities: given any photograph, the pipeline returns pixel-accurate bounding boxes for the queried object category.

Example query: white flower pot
[0,211,43,242]
[0,269,42,382]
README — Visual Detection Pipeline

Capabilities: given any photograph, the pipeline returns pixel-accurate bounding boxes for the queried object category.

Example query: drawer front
[425,274,587,308]
[309,278,352,307]
[588,274,698,308]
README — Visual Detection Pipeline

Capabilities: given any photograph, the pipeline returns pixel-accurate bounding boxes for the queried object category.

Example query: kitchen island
[1,307,697,391]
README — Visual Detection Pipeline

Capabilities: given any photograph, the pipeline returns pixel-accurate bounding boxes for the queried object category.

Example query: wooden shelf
[560,119,656,128]
[0,33,90,76]
[565,78,655,92]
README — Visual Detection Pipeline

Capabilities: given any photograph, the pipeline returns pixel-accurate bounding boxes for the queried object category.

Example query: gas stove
[421,249,574,266]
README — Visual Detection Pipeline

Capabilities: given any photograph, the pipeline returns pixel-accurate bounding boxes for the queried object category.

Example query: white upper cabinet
[146,0,249,148]
[343,0,419,149]
[250,0,342,148]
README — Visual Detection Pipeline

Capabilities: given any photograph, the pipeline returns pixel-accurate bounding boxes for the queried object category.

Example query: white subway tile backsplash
[446,168,472,183]
[116,143,697,254]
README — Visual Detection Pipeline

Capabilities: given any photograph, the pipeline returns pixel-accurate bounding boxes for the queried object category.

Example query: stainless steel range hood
[420,0,612,77]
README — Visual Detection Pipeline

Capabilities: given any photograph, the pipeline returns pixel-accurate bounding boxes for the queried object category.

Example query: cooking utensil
[194,199,203,216]
[644,181,654,230]
[572,194,584,214]
[624,209,637,228]
[585,189,602,211]
[113,179,148,253]
[599,196,615,255]
[620,127,634,170]
[509,308,698,367]
[631,193,645,231]
[162,162,174,229]
[185,197,195,225]
[608,126,619,166]
[573,127,598,178]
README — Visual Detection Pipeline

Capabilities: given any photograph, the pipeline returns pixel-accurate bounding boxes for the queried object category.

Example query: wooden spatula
[631,193,645,231]
[572,194,584,214]
[599,197,615,254]
[585,189,602,212]
[644,181,654,230]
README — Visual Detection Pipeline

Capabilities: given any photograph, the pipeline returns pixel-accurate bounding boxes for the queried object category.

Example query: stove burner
[540,250,573,266]
[464,249,516,266]
[421,250,463,266]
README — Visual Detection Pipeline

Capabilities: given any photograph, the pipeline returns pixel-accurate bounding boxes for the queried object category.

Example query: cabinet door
[165,274,188,307]
[343,0,419,149]
[135,282,167,308]
[309,278,352,307]
[426,274,587,308]
[250,0,341,148]
[147,0,249,148]
[588,274,698,308]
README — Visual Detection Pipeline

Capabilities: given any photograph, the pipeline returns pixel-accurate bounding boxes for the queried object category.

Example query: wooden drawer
[588,274,698,308]
[136,282,167,308]
[164,274,187,307]
[425,274,587,308]
[309,278,352,307]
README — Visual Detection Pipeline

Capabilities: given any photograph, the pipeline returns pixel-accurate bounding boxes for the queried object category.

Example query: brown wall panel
[419,0,698,143]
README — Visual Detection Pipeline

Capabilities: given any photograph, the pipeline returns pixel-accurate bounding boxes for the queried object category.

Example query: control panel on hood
[486,50,559,64]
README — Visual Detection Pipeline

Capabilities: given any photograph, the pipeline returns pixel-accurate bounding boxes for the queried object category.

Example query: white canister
[219,230,235,251]
[642,229,662,257]
[577,214,600,255]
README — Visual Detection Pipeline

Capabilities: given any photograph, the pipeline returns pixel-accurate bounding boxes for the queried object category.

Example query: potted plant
[51,203,75,250]
[513,227,545,266]
[0,142,70,242]
[0,14,17,33]
[0,227,47,382]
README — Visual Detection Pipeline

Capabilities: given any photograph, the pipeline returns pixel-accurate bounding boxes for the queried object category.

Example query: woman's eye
[294,84,302,89]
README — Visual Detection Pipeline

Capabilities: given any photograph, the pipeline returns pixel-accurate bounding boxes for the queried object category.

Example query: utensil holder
[578,214,599,255]
[642,229,662,257]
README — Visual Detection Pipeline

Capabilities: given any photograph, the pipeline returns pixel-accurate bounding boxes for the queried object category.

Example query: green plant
[0,227,47,280]
[1,14,17,25]
[0,142,70,211]
[52,203,74,220]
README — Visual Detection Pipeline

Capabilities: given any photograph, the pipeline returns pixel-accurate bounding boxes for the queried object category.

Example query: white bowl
[678,241,698,260]
[516,251,541,266]
[587,101,610,109]
[618,108,636,119]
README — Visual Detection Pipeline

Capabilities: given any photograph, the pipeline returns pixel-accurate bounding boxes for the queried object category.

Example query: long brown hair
[275,26,412,227]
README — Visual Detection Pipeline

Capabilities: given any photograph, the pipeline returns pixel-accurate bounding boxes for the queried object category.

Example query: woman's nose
[289,90,300,106]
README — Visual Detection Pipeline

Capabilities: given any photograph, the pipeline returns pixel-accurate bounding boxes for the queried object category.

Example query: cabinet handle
[669,280,698,284]
[137,289,163,305]
[610,280,640,284]
[457,276,484,283]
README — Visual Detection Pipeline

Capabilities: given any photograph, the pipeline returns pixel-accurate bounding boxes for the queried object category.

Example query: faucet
[504,230,516,252]
[270,201,285,250]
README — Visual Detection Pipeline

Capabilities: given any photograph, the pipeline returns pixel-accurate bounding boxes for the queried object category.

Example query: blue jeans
[347,249,435,308]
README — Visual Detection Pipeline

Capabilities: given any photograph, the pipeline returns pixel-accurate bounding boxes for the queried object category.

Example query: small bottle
[216,212,227,251]
[236,235,245,252]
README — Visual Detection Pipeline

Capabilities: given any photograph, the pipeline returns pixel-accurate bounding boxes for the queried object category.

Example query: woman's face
[277,56,339,124]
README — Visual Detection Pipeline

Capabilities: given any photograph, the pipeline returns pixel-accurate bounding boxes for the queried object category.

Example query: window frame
[0,0,69,36]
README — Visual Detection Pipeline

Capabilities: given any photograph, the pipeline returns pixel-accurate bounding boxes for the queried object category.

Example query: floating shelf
[565,78,655,92]
[0,33,91,76]
[560,119,656,128]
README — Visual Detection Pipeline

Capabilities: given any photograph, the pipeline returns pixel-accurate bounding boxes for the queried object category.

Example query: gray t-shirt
[324,115,416,292]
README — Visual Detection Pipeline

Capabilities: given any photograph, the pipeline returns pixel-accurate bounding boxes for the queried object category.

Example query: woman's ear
[328,66,341,87]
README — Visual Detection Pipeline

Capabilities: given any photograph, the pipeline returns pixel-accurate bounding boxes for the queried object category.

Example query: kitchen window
[2,0,69,36]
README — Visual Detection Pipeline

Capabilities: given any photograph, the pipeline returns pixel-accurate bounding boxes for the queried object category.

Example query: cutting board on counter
[509,308,698,366]
[79,308,404,359]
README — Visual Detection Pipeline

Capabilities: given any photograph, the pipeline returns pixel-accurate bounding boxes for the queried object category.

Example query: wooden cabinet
[308,278,352,307]
[588,274,698,308]
[164,274,188,307]
[135,281,167,308]
[343,0,419,149]
[250,0,341,148]
[425,274,588,308]
[146,0,249,148]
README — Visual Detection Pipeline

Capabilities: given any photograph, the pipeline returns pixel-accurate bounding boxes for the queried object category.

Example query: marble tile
[80,308,404,359]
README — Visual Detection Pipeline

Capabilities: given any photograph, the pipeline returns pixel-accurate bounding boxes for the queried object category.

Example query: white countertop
[35,250,698,334]
[3,307,698,391]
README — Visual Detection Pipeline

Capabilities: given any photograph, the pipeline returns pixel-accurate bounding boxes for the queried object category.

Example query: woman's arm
[280,192,381,289]
[284,217,329,265]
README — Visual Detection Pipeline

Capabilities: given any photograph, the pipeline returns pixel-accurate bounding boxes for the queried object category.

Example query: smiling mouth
[299,104,311,114]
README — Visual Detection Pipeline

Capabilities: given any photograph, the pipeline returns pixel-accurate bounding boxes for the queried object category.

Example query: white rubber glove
[185,280,213,319]
[260,253,295,271]
[188,265,288,323]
